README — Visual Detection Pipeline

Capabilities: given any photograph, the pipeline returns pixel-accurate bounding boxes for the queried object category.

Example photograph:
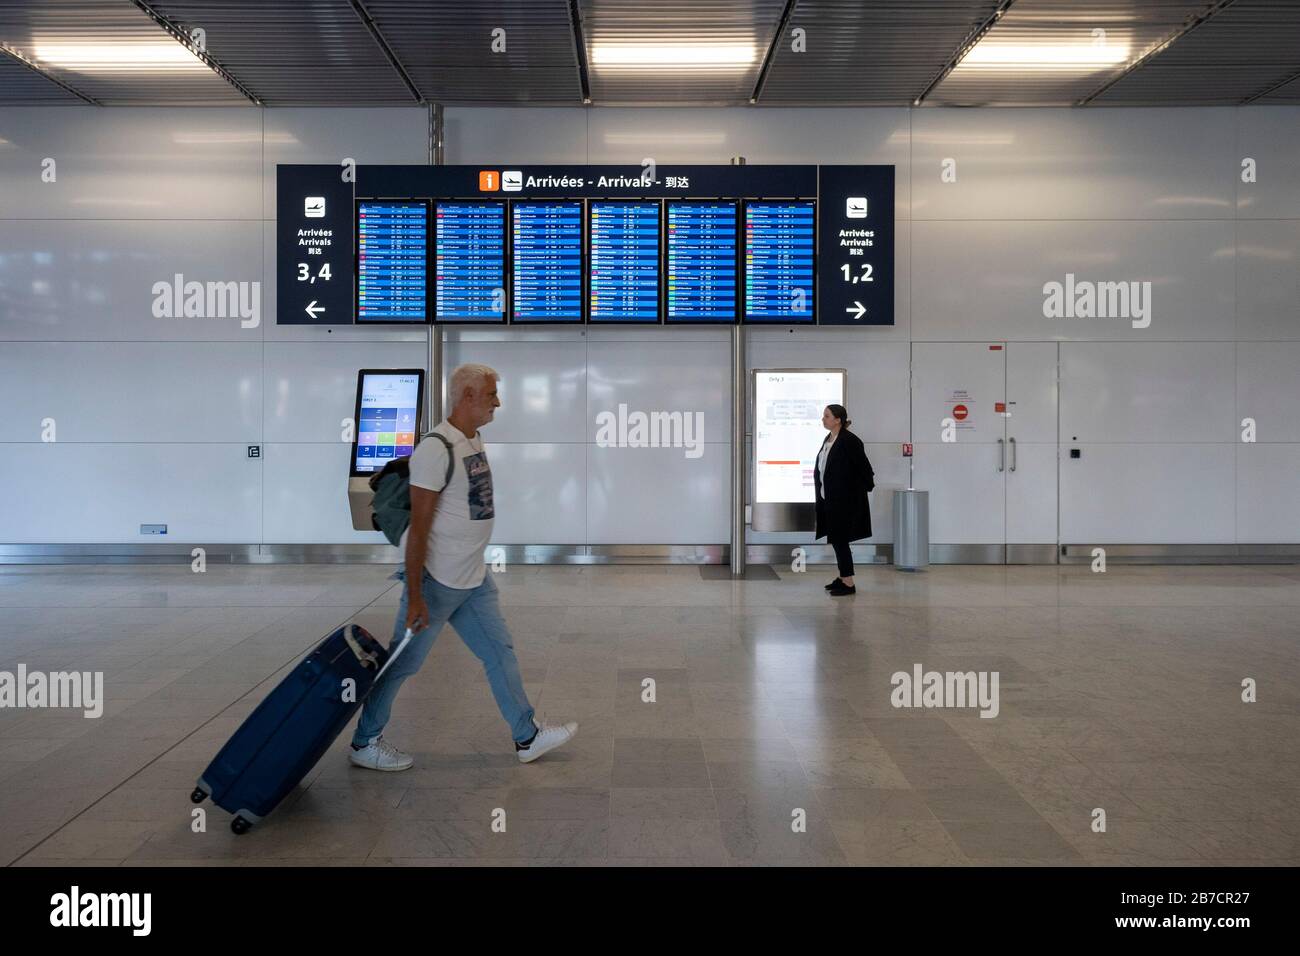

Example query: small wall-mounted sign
[248,445,261,459]
[140,524,167,535]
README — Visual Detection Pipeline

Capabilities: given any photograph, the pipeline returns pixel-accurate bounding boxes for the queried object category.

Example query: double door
[910,342,1058,561]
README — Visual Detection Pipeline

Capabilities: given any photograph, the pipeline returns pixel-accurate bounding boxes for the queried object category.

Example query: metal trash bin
[892,489,929,571]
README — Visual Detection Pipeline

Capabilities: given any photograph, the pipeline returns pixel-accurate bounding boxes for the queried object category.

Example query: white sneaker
[349,736,413,772]
[516,718,578,764]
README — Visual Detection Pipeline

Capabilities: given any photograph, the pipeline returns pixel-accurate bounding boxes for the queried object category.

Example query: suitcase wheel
[231,816,253,835]
[190,788,207,804]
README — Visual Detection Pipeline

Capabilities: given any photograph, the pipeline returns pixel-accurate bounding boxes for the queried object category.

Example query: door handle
[1009,436,1017,472]
[997,437,1005,473]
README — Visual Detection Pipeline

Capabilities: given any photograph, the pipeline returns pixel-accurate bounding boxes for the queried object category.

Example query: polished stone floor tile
[2,562,1297,866]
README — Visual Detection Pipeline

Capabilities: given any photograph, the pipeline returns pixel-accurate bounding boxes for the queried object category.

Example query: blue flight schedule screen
[436,201,505,322]
[512,201,583,322]
[357,201,428,323]
[589,201,660,322]
[744,201,815,324]
[666,202,737,322]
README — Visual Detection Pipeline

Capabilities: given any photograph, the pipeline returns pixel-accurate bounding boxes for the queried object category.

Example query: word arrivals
[890,663,1000,718]
[49,886,152,936]
[1042,273,1152,329]
[151,272,261,329]
[594,403,705,460]
[0,665,103,718]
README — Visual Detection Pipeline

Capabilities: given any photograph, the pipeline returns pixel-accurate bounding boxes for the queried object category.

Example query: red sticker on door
[952,404,969,421]
[995,402,1006,413]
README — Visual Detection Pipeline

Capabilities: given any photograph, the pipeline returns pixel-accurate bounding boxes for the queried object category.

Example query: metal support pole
[730,154,747,577]
[428,103,445,427]
[731,324,747,577]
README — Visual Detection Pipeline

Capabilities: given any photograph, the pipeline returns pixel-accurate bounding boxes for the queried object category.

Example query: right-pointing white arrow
[846,301,866,320]
[305,300,324,319]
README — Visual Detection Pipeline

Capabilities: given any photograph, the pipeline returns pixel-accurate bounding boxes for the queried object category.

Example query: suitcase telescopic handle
[374,629,415,682]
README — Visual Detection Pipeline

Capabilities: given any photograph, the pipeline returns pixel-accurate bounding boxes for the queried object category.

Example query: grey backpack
[368,433,454,547]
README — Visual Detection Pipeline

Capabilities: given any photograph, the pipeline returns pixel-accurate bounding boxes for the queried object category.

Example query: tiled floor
[1,562,1298,866]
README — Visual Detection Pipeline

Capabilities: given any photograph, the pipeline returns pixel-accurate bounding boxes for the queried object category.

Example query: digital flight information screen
[352,371,423,475]
[435,200,506,323]
[744,200,816,324]
[511,200,583,322]
[356,201,429,323]
[588,201,660,323]
[666,201,737,323]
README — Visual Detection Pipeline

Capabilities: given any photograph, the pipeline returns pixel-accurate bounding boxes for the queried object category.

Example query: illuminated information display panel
[589,201,660,323]
[666,201,737,323]
[744,201,815,324]
[354,372,421,475]
[511,200,583,322]
[357,201,428,323]
[754,370,845,504]
[435,201,505,322]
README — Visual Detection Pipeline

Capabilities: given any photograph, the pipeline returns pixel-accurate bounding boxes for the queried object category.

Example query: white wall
[1,105,1297,549]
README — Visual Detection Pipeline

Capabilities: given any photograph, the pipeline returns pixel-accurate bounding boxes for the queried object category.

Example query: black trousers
[829,538,854,578]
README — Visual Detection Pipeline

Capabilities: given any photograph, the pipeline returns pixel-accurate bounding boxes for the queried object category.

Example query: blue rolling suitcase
[192,623,411,834]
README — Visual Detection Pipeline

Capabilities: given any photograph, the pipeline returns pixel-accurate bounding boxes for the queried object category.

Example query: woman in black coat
[813,404,875,596]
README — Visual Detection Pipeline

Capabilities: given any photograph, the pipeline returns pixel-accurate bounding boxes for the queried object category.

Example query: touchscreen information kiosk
[347,369,425,531]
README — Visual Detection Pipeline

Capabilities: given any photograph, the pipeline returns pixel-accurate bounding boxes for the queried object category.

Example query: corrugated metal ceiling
[0,0,1296,107]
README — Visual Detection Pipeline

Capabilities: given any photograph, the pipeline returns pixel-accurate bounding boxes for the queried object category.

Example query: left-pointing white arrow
[846,301,866,320]
[305,300,324,318]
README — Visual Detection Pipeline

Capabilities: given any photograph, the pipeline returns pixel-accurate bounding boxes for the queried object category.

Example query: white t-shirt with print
[399,420,495,589]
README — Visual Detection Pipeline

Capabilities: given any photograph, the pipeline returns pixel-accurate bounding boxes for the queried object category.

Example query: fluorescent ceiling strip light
[590,43,757,68]
[959,43,1131,68]
[33,42,207,72]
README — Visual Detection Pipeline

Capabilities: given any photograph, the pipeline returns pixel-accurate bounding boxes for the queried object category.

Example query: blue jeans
[352,569,536,746]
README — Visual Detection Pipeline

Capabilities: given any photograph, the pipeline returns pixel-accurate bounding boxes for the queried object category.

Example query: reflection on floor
[1,562,1297,867]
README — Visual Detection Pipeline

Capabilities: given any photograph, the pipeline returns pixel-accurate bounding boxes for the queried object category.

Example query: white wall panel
[263,341,428,444]
[441,336,588,444]
[0,342,260,443]
[443,108,588,164]
[911,108,1235,221]
[912,220,1236,342]
[1236,107,1300,220]
[1060,342,1235,443]
[587,339,731,444]
[1235,219,1300,341]
[0,220,265,342]
[0,107,261,220]
[262,442,373,544]
[1236,341,1300,443]
[588,443,729,543]
[262,108,428,217]
[1236,444,1300,543]
[1006,341,1057,442]
[1060,444,1235,543]
[0,443,260,543]
[486,442,586,544]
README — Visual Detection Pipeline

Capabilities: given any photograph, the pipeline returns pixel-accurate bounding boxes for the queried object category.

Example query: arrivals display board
[589,201,660,323]
[666,201,738,323]
[350,369,424,476]
[743,201,816,324]
[356,201,429,323]
[275,164,893,326]
[511,200,584,323]
[435,200,505,323]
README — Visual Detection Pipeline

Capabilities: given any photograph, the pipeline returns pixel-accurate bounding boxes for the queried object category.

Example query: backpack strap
[425,431,456,492]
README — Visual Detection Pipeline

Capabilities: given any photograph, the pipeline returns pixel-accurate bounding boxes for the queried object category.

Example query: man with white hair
[350,363,577,770]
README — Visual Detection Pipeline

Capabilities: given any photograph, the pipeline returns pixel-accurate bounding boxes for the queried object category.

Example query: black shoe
[824,577,842,591]
[828,582,856,596]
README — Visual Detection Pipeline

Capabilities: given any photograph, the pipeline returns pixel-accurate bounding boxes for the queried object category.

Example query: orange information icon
[478,170,500,192]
